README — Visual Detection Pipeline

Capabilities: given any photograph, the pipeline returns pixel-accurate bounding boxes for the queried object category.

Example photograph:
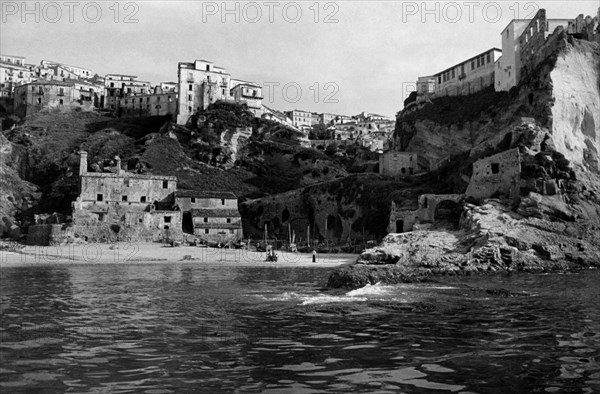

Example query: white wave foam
[345,282,394,297]
[301,295,368,305]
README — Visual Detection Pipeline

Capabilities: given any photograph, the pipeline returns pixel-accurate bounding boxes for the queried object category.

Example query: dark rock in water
[327,264,430,289]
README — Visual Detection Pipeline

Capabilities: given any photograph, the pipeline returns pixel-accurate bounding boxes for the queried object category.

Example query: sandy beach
[0,242,358,268]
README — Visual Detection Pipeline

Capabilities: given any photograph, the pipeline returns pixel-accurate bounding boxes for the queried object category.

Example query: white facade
[0,54,35,97]
[495,20,530,91]
[40,60,92,79]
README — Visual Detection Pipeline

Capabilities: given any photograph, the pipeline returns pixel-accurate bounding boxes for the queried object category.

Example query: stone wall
[27,219,184,246]
[79,172,176,205]
[388,194,463,233]
[466,148,521,201]
[379,151,417,177]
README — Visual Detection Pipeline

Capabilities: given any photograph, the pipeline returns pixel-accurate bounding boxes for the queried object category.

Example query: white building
[176,59,263,125]
[0,54,35,97]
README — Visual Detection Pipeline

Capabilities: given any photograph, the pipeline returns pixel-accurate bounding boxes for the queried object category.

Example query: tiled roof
[175,190,237,199]
[190,209,241,218]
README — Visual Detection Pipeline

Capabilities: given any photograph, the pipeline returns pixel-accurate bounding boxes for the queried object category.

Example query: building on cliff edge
[176,59,263,125]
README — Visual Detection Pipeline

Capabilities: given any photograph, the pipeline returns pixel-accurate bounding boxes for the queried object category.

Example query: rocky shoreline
[327,201,600,289]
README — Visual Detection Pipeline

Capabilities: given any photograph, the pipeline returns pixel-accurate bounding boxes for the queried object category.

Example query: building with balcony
[14,80,96,115]
[230,82,263,116]
[104,74,151,110]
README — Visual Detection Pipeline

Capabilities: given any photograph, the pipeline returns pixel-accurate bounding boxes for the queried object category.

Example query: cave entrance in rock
[395,220,404,233]
[434,200,461,229]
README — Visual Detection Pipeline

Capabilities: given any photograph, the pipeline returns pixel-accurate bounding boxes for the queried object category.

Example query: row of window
[439,52,493,84]
[123,95,173,104]
[200,228,236,234]
[97,194,148,203]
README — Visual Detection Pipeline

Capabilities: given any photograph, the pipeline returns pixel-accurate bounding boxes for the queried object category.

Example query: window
[477,58,480,67]
[189,84,193,91]
[162,180,168,189]
[204,217,208,222]
[221,199,225,205]
[401,168,406,174]
[451,69,455,79]
[141,196,146,203]
[191,197,196,203]
[124,179,129,187]
[491,163,500,174]
[206,65,210,71]
[188,94,192,101]
[164,216,172,223]
[59,99,63,105]
[227,218,231,223]
[409,168,414,175]
[205,228,209,234]
[487,53,491,63]
[128,88,132,94]
[97,194,103,202]
[230,229,234,234]
[471,60,475,70]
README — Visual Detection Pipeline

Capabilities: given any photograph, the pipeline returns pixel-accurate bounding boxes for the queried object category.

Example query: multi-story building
[320,113,336,125]
[230,82,263,116]
[379,151,419,177]
[159,82,178,93]
[434,48,502,97]
[0,54,35,97]
[412,48,502,101]
[286,109,313,128]
[310,112,320,125]
[174,190,243,242]
[40,60,92,79]
[14,80,96,115]
[261,105,295,128]
[494,20,531,91]
[72,151,182,242]
[495,9,589,91]
[104,74,151,110]
[119,92,178,117]
[176,59,265,124]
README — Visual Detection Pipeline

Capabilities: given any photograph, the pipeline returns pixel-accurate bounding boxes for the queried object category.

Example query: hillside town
[2,3,600,392]
[1,7,599,248]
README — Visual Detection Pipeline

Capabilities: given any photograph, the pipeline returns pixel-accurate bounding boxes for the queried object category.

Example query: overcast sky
[2,1,597,116]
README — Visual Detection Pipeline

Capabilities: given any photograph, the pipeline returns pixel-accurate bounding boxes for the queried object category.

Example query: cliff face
[0,134,39,237]
[329,32,600,288]
[549,39,600,178]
